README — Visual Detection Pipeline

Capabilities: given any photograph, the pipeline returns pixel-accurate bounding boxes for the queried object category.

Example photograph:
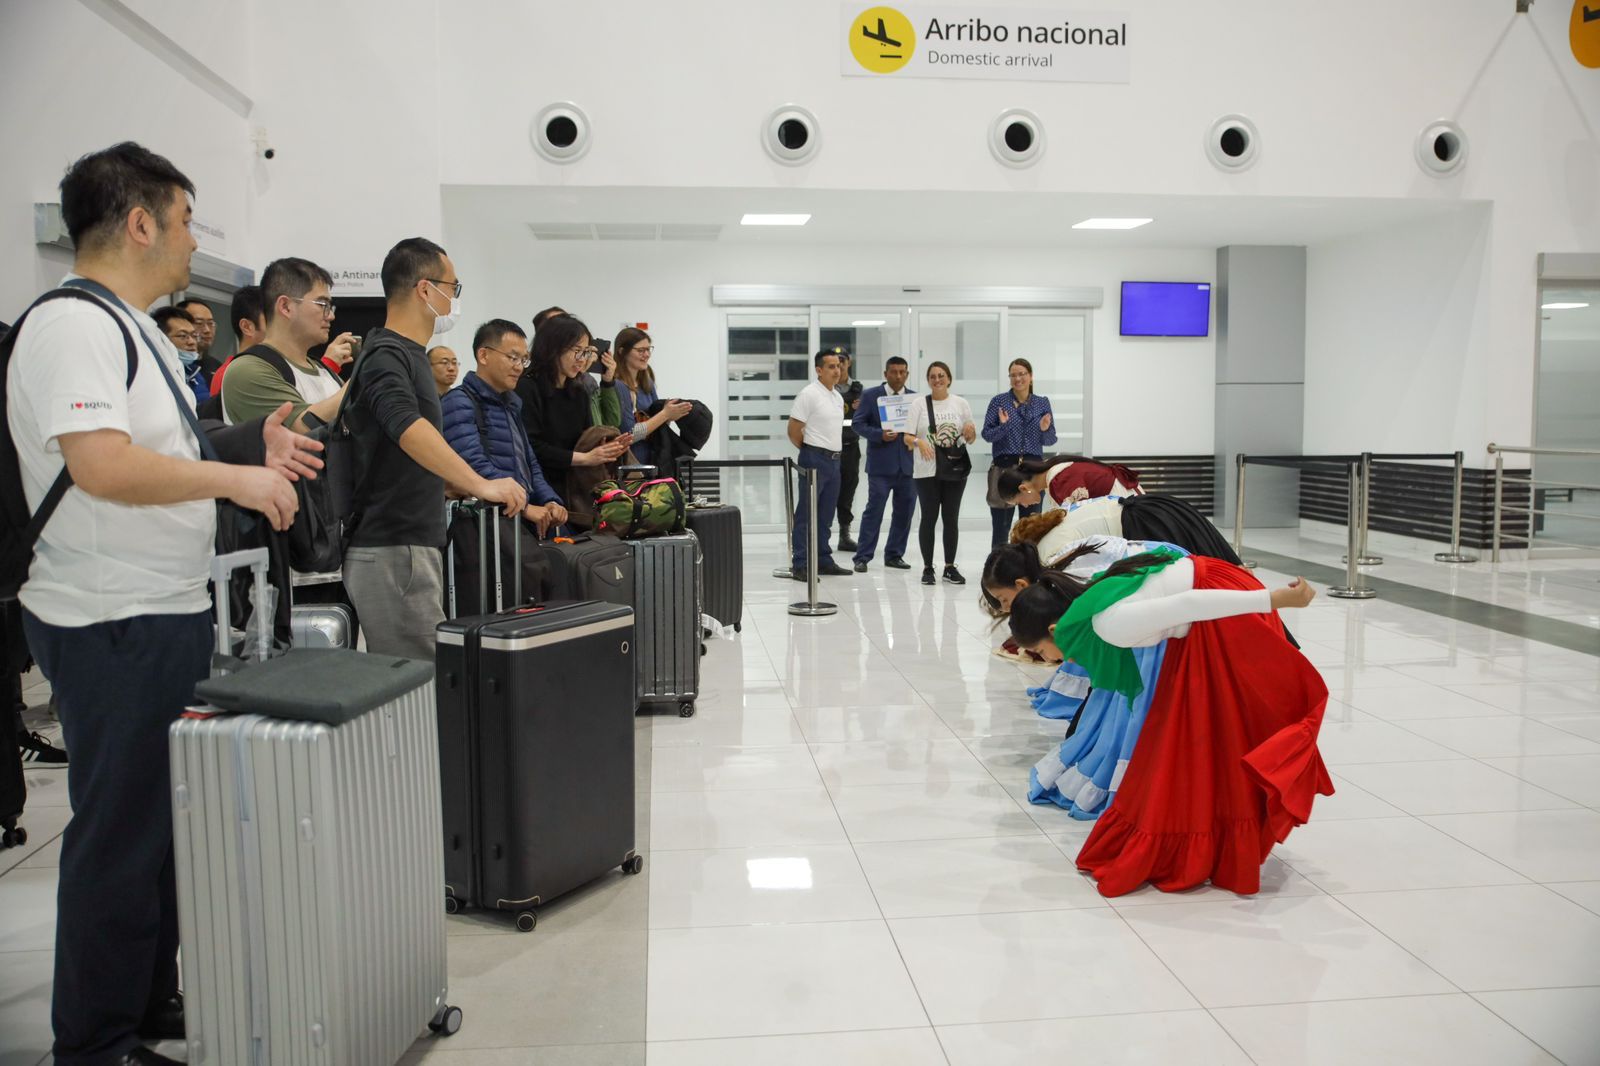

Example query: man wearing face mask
[152,305,210,404]
[340,237,527,660]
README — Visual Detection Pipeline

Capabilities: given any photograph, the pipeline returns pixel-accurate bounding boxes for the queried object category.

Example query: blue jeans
[791,448,841,571]
[853,473,916,563]
[23,608,212,1064]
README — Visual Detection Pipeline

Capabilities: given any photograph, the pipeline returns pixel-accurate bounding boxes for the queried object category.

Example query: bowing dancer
[987,538,1183,820]
[996,473,1246,567]
[1008,547,1332,897]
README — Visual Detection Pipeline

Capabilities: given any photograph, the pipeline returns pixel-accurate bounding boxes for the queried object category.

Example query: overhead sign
[1574,1,1600,69]
[842,5,1131,83]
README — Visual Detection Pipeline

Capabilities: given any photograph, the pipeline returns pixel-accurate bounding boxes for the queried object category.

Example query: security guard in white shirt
[785,348,851,578]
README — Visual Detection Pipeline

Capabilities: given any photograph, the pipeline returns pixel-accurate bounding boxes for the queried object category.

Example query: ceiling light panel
[1071,217,1153,230]
[741,213,811,226]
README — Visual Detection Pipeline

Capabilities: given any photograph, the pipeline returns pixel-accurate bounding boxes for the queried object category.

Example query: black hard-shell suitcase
[435,601,640,930]
[685,504,742,633]
[537,533,635,608]
[631,532,701,717]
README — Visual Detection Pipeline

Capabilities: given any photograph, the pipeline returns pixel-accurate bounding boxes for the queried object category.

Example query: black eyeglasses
[424,278,463,298]
[482,345,531,368]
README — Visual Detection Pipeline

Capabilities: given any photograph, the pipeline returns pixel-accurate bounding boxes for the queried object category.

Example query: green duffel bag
[594,477,687,538]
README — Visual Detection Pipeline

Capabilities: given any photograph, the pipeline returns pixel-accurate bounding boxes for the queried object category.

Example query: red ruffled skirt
[1075,556,1333,896]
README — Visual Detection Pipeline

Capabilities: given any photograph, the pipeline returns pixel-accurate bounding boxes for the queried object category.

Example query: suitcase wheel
[443,895,460,915]
[678,702,695,718]
[515,909,538,933]
[429,1004,463,1036]
[0,825,25,849]
[623,854,645,876]
[734,622,742,633]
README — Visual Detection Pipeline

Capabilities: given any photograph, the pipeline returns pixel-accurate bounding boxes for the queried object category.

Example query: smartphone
[593,338,612,356]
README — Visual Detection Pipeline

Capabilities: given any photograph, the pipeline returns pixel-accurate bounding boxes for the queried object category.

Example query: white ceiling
[442,184,1486,251]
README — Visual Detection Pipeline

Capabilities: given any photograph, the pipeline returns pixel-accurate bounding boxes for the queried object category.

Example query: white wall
[6,0,1597,463]
[0,0,255,315]
[439,228,1216,458]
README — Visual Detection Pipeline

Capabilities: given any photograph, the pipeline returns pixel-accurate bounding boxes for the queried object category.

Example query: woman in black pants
[903,361,977,585]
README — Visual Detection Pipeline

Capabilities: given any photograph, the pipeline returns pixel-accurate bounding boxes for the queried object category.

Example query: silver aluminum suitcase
[631,531,702,717]
[290,602,354,648]
[170,551,460,1065]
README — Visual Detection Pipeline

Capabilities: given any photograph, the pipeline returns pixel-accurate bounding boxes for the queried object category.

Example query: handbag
[926,395,972,482]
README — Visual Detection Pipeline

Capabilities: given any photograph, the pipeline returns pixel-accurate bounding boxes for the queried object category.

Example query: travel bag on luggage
[631,531,702,717]
[685,504,742,633]
[171,549,460,1065]
[437,506,641,930]
[537,532,635,608]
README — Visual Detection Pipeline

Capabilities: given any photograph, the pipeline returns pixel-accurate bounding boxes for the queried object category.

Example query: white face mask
[425,282,460,335]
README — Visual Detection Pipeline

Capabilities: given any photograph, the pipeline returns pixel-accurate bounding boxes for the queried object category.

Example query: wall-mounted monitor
[1120,281,1212,337]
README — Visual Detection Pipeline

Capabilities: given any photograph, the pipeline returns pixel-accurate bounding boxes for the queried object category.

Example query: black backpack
[0,289,137,600]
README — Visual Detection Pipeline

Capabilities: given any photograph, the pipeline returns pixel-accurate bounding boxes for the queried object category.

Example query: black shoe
[17,729,67,765]
[118,1046,183,1065]
[789,570,807,582]
[837,536,858,552]
[137,993,184,1042]
[884,556,911,570]
[921,567,936,585]
[943,566,967,585]
[818,562,852,576]
[853,560,868,573]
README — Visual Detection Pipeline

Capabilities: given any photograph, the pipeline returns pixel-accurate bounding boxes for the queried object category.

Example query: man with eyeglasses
[340,237,527,660]
[174,298,219,380]
[428,345,459,396]
[442,319,568,540]
[219,257,357,432]
[152,305,210,404]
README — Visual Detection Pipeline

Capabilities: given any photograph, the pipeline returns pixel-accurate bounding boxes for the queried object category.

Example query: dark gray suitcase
[436,601,640,931]
[685,505,742,633]
[631,532,701,717]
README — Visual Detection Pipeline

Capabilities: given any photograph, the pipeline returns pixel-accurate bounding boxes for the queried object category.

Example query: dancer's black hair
[993,453,1100,503]
[1004,549,1179,648]
[979,538,1107,620]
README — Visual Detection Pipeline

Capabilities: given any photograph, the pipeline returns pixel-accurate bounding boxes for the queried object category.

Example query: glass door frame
[1005,306,1094,453]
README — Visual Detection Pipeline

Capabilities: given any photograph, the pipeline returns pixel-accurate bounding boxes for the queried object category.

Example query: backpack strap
[236,343,297,386]
[0,287,139,551]
[460,386,493,459]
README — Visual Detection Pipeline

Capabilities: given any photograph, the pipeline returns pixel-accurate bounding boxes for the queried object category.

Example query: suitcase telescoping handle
[211,548,272,662]
[446,499,521,618]
[618,464,658,481]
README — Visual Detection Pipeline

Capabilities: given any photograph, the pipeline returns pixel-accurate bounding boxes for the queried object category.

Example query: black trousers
[916,476,966,568]
[23,608,212,1064]
[837,439,861,528]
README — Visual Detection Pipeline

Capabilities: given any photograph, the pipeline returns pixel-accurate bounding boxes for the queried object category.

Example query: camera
[262,147,276,160]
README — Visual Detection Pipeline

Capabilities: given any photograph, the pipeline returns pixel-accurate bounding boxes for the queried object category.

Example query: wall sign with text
[841,5,1131,83]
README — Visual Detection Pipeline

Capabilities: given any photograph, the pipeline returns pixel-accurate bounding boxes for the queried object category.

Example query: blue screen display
[1119,281,1212,337]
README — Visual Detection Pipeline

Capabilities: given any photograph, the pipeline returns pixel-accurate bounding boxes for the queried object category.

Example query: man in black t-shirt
[341,238,526,660]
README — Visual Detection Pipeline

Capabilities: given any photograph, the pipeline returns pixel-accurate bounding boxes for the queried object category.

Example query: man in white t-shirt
[4,142,319,1066]
[221,256,357,431]
[785,348,851,578]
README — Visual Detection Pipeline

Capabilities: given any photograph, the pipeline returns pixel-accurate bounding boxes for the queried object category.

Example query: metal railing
[1487,444,1600,562]
[679,457,836,617]
[1232,454,1375,598]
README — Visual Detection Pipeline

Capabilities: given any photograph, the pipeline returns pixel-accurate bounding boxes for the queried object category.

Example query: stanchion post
[789,465,837,617]
[1491,448,1504,564]
[1330,460,1377,600]
[1352,452,1383,565]
[772,458,799,580]
[1233,453,1256,569]
[1434,450,1478,563]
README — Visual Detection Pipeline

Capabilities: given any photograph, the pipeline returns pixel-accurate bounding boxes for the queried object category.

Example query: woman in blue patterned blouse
[982,358,1057,549]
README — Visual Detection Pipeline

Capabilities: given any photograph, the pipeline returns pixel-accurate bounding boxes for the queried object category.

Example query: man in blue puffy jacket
[442,319,568,535]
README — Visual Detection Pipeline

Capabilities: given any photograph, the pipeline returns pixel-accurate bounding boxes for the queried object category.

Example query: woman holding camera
[904,361,976,586]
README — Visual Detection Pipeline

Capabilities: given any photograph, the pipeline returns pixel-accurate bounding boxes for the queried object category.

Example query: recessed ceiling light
[1071,217,1153,230]
[740,213,810,226]
[1541,302,1590,310]
[851,320,886,327]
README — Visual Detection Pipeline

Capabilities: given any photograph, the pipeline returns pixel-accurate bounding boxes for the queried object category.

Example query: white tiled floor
[2,526,1598,1064]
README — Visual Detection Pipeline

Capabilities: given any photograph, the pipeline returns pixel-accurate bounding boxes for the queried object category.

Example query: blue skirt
[1028,642,1167,820]
[1028,660,1092,720]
